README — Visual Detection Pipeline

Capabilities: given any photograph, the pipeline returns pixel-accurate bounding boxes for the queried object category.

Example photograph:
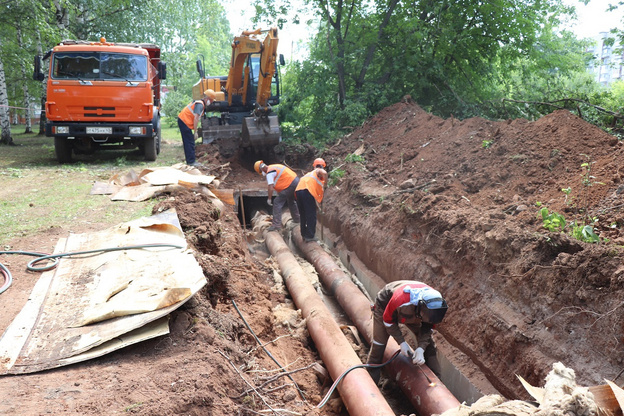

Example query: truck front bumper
[46,122,155,139]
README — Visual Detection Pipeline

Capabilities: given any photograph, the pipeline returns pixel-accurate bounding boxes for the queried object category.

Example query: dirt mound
[321,99,624,398]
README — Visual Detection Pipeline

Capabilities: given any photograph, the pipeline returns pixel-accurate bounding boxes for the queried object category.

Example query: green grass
[0,126,186,245]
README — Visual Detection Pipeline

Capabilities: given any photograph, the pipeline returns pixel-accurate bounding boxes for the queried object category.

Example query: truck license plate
[86,127,112,134]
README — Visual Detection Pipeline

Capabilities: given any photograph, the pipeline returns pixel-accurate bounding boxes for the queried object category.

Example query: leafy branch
[501,98,624,121]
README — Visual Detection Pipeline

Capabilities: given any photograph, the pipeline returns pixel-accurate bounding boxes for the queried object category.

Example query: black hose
[317,349,401,409]
[0,243,184,295]
[0,262,12,295]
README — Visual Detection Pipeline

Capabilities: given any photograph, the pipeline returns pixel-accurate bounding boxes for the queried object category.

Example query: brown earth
[1,98,623,415]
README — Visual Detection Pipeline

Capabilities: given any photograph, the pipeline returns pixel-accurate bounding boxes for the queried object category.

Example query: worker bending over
[254,160,300,231]
[177,89,216,167]
[295,166,328,242]
[367,280,448,383]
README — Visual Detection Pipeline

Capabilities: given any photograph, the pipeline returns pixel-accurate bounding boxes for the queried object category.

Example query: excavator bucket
[241,115,281,149]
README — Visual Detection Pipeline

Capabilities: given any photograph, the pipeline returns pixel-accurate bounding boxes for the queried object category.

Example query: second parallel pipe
[263,229,396,416]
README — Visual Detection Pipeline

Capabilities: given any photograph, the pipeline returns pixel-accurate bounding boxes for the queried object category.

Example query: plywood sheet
[141,167,215,186]
[0,209,206,375]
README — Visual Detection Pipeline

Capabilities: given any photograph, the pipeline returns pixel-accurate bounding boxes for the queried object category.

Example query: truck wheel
[54,137,73,163]
[144,136,157,161]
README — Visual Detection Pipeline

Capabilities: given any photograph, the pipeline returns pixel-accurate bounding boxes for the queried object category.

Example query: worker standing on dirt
[295,167,328,242]
[177,89,216,167]
[254,160,301,231]
[367,280,448,383]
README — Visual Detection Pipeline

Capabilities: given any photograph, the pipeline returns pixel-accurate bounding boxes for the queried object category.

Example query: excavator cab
[192,28,284,158]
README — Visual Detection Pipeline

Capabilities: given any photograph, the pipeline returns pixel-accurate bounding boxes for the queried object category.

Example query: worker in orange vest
[177,89,216,167]
[254,160,301,231]
[295,167,328,242]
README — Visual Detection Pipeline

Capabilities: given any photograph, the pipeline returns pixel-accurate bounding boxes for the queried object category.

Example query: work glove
[267,198,273,206]
[399,342,413,358]
[412,347,425,366]
[193,130,198,141]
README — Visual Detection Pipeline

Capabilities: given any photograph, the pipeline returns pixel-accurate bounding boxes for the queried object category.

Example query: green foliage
[570,220,601,243]
[539,207,602,243]
[328,168,345,187]
[540,208,566,232]
[345,153,365,163]
[482,140,493,149]
[254,0,622,146]
[561,187,572,205]
[0,0,232,144]
[161,89,192,122]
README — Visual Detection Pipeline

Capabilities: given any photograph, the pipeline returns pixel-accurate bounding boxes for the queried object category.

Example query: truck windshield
[52,52,148,81]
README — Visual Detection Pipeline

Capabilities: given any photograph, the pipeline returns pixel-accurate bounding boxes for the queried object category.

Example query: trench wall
[320,185,618,398]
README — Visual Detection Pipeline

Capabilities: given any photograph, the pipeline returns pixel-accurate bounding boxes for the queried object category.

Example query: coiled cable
[0,243,184,295]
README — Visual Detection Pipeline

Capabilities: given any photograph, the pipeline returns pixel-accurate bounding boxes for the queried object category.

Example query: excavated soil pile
[320,97,624,399]
[1,98,623,415]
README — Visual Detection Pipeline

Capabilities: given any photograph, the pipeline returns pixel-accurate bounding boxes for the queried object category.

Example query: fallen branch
[216,349,279,415]
[247,334,294,355]
[231,299,306,401]
[501,98,624,119]
[392,179,437,195]
[589,299,624,328]
[247,357,304,374]
[235,363,318,399]
[257,363,318,383]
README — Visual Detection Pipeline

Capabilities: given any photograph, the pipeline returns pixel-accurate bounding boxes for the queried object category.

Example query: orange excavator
[193,27,284,158]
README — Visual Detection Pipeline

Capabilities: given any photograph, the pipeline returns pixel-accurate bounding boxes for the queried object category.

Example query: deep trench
[235,193,494,414]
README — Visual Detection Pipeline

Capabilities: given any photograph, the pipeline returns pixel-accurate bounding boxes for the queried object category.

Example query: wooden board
[0,209,206,375]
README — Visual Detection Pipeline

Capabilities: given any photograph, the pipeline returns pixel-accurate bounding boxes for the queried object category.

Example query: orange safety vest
[267,164,297,192]
[296,169,325,203]
[178,100,204,130]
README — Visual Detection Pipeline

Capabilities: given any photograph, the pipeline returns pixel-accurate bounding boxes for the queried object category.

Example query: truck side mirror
[158,62,167,80]
[196,59,205,78]
[33,55,44,81]
[279,54,285,66]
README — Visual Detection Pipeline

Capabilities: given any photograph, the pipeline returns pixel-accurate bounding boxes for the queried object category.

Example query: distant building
[586,32,623,87]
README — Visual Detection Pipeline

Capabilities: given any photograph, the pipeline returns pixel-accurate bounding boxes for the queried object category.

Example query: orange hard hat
[203,89,216,100]
[254,160,264,174]
[313,158,326,168]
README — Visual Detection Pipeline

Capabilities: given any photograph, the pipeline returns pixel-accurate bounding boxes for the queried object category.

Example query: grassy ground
[0,124,185,245]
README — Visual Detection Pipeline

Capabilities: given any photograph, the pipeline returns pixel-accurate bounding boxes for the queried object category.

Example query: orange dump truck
[34,38,166,163]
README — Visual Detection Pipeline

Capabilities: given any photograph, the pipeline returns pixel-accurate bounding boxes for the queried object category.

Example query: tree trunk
[17,26,33,134]
[0,36,13,145]
[354,0,399,91]
[36,28,46,136]
[320,0,348,109]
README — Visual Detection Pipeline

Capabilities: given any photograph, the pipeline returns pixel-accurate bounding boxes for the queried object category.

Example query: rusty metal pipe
[292,228,461,416]
[263,230,396,416]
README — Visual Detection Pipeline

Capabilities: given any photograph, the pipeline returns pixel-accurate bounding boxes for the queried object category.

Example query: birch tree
[17,25,33,134]
[0,36,12,145]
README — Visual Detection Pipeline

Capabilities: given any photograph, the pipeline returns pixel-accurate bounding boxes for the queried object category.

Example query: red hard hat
[313,158,326,168]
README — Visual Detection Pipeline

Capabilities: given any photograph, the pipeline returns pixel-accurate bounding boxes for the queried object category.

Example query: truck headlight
[56,126,69,134]
[129,126,145,135]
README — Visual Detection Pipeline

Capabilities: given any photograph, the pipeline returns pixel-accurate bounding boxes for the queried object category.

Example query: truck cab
[34,38,166,163]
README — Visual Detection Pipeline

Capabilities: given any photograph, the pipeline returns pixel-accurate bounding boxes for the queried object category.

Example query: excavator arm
[193,27,282,158]
[225,27,279,109]
[255,27,279,112]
